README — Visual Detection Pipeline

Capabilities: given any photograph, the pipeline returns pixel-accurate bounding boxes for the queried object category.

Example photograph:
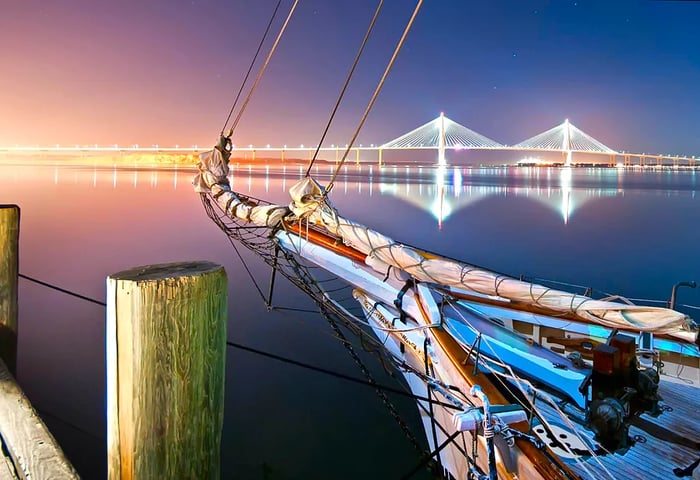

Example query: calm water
[1,160,699,479]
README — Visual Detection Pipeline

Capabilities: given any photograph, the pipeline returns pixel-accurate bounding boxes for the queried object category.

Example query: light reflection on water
[1,161,699,478]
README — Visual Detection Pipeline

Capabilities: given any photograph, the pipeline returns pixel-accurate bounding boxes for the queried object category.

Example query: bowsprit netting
[199,191,433,458]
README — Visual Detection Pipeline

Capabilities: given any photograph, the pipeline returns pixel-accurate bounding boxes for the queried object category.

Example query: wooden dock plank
[0,358,78,479]
[0,451,18,480]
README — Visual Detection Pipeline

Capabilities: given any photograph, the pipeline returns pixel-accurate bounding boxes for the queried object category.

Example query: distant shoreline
[2,150,698,171]
[0,151,322,168]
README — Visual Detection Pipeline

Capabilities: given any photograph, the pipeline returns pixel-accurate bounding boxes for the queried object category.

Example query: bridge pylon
[563,118,572,166]
[380,113,503,165]
[514,118,617,165]
[438,112,446,166]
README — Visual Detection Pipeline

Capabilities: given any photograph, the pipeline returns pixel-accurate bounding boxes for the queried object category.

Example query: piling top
[109,261,223,281]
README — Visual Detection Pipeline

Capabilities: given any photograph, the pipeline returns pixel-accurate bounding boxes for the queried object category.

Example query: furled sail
[193,148,289,227]
[287,176,698,344]
[194,152,699,345]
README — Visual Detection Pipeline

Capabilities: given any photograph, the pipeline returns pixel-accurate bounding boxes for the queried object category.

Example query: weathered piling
[0,205,19,375]
[0,357,79,479]
[106,261,227,480]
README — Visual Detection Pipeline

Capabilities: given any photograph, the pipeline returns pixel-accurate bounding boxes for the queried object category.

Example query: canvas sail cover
[195,153,698,344]
[193,148,289,227]
[287,178,697,343]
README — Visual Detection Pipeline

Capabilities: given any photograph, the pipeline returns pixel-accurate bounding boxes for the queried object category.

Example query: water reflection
[5,162,697,229]
[2,160,700,479]
[377,165,626,226]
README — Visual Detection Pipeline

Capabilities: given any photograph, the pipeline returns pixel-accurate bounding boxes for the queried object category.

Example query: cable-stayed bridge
[2,113,696,167]
[379,113,695,167]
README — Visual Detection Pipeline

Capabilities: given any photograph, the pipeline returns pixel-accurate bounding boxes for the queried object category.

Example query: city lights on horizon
[0,114,697,161]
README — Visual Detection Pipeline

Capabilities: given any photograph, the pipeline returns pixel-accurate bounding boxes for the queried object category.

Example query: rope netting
[200,192,432,457]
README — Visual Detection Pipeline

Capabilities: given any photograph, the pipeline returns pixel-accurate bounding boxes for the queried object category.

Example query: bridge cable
[304,0,385,177]
[226,0,300,138]
[220,0,283,136]
[324,0,424,197]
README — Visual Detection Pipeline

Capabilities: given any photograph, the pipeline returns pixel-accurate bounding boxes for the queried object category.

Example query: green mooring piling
[106,261,227,480]
[0,205,19,375]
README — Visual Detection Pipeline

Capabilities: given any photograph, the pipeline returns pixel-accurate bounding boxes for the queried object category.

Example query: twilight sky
[1,0,699,155]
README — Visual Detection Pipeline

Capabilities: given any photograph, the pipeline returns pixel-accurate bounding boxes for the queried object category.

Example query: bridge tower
[562,118,573,166]
[438,112,446,167]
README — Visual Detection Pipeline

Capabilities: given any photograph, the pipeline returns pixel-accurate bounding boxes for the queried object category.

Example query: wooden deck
[0,358,78,479]
[539,375,700,480]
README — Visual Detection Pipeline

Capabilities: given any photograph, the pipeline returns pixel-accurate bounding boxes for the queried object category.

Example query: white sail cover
[193,148,288,228]
[287,177,697,343]
[194,151,697,344]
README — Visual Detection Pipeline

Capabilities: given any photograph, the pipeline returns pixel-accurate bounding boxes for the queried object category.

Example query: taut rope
[220,0,283,136]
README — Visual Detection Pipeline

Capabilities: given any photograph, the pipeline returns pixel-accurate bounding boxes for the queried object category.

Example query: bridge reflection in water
[12,159,692,230]
[376,165,623,226]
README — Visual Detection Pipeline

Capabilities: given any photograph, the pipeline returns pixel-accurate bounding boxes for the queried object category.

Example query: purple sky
[2,0,699,155]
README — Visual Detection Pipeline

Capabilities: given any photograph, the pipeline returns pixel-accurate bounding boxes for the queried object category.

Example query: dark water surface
[1,160,699,479]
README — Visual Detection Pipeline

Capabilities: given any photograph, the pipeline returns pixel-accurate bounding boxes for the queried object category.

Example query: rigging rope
[225,229,268,302]
[226,0,300,137]
[304,0,384,177]
[19,273,106,307]
[443,296,612,480]
[324,0,424,197]
[227,340,458,409]
[221,0,283,135]
[17,271,455,409]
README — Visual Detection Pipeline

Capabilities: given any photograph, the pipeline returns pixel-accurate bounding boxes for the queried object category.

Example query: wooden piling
[0,358,79,479]
[0,205,19,375]
[106,261,227,480]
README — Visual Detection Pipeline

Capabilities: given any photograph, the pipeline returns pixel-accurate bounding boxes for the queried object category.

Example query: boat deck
[544,375,699,480]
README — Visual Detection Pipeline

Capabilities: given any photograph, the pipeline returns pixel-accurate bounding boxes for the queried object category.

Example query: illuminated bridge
[378,113,695,167]
[1,113,697,167]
